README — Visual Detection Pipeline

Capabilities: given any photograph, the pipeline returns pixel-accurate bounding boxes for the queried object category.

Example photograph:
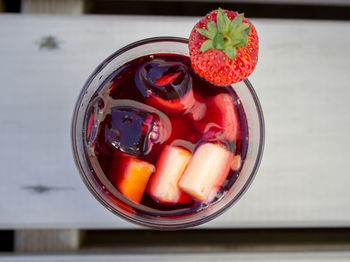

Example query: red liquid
[85,54,248,215]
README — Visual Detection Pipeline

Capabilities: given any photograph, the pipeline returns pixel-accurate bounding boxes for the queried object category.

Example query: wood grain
[0,14,349,229]
[1,251,350,262]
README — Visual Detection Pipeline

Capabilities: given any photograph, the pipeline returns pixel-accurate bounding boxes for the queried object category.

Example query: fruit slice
[195,93,239,142]
[147,89,195,114]
[147,145,192,204]
[113,157,155,203]
[179,143,233,203]
[155,72,182,86]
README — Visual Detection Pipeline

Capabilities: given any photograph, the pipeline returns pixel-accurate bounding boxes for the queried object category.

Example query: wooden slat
[21,0,85,14]
[0,14,350,229]
[109,0,350,5]
[1,251,350,262]
[14,229,80,252]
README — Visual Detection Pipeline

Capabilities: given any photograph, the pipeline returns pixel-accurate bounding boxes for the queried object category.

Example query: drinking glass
[71,37,265,230]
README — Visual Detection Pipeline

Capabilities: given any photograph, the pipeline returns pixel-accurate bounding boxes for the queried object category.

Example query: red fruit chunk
[155,72,182,86]
[179,143,233,203]
[196,93,239,142]
[111,157,155,203]
[147,89,195,114]
[147,145,192,204]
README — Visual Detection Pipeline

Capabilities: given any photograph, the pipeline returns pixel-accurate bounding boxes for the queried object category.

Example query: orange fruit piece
[116,158,155,203]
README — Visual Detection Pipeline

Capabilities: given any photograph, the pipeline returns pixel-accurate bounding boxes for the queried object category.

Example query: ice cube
[135,59,192,101]
[103,100,171,156]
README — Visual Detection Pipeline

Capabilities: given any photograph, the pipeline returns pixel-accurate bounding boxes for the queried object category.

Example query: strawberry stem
[196,8,251,59]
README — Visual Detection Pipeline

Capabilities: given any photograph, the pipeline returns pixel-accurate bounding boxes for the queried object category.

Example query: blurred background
[1,0,350,19]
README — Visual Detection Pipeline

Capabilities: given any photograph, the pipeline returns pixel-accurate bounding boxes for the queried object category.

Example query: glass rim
[71,36,265,230]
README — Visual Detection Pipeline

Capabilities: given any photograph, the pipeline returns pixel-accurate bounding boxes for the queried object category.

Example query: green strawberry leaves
[224,46,236,59]
[230,13,244,30]
[200,39,214,52]
[196,8,251,59]
[213,33,225,50]
[196,28,215,39]
[217,9,229,34]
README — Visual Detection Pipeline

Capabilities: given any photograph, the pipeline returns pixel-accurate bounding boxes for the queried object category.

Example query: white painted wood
[21,0,85,14]
[0,14,349,229]
[1,251,350,261]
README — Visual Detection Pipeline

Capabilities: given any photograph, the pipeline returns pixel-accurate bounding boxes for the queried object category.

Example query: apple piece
[147,145,192,204]
[178,143,233,203]
[113,157,155,203]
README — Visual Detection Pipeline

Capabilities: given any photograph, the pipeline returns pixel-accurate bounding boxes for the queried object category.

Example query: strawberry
[189,8,259,86]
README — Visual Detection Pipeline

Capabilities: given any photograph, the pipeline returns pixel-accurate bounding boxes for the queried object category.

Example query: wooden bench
[0,13,350,260]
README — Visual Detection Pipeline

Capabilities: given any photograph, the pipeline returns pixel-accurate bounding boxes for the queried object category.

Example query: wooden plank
[0,14,349,229]
[1,251,350,261]
[21,0,85,14]
[114,0,350,6]
[14,229,80,252]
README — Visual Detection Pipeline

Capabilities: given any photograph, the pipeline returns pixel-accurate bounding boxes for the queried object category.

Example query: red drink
[72,38,264,229]
[86,53,248,213]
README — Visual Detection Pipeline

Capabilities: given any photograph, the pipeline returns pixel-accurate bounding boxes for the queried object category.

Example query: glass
[71,37,265,230]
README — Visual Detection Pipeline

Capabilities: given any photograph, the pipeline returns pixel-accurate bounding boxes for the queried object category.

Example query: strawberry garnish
[189,8,259,86]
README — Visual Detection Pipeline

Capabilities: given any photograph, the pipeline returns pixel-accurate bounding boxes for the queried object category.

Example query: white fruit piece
[147,145,192,204]
[178,143,233,203]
